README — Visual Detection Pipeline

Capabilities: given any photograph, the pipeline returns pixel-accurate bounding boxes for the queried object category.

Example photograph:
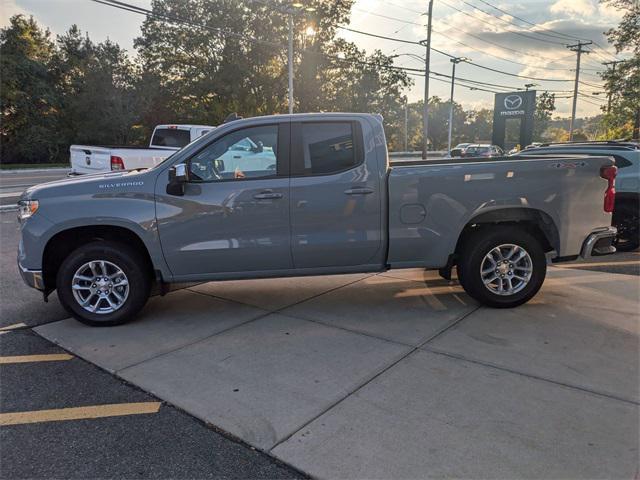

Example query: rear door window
[294,122,361,175]
[151,128,192,148]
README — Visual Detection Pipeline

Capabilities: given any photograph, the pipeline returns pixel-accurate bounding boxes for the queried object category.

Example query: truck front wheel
[457,227,547,308]
[56,241,151,326]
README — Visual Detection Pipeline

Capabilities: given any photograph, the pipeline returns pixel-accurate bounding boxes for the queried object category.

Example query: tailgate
[70,146,111,174]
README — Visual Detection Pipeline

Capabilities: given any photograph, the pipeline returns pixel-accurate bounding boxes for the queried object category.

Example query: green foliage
[599,0,640,139]
[0,15,59,163]
[533,92,556,142]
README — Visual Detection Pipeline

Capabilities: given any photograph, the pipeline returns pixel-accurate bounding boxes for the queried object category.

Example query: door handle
[253,190,283,200]
[344,187,374,195]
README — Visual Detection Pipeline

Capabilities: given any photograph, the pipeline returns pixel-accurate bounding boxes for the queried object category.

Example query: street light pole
[447,57,467,154]
[288,13,294,114]
[421,0,434,160]
[283,3,316,115]
[404,98,408,152]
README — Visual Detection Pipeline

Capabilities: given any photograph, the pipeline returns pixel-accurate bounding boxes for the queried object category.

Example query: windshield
[466,146,490,154]
[151,128,191,148]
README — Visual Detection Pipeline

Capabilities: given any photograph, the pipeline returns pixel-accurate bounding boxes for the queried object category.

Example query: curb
[0,167,70,174]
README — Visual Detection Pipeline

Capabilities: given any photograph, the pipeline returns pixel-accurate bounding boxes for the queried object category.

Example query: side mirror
[167,163,188,196]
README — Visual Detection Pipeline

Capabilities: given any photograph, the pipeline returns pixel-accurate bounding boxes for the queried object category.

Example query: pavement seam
[275,311,414,348]
[423,346,640,406]
[268,305,482,452]
[186,273,376,313]
[117,275,376,374]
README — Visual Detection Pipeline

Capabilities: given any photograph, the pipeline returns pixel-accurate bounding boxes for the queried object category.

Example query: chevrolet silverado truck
[70,124,215,175]
[517,141,639,251]
[19,113,617,326]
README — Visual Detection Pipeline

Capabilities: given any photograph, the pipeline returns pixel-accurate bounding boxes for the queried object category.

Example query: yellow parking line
[0,402,162,426]
[556,260,639,268]
[0,354,73,365]
[0,323,27,332]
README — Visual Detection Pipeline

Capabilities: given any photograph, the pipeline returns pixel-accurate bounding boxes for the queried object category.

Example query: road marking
[0,402,161,426]
[0,323,27,331]
[556,260,639,268]
[0,191,22,198]
[0,354,73,364]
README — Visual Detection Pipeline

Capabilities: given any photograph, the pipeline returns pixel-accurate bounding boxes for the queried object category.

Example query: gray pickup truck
[18,113,617,326]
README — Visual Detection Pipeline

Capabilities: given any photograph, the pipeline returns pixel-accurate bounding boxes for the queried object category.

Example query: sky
[1,0,627,117]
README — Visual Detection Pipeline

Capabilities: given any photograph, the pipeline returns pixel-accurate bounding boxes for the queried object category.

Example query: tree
[134,0,410,128]
[463,108,493,143]
[0,15,59,163]
[52,26,140,147]
[533,92,556,142]
[599,0,640,139]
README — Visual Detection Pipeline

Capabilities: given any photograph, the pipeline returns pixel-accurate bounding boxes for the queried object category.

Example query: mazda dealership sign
[492,90,537,149]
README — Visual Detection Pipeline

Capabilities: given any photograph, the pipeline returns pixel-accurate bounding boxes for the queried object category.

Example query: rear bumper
[18,262,44,291]
[580,226,617,259]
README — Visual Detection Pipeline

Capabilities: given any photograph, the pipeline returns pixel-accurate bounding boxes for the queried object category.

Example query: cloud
[550,0,597,17]
[0,0,30,27]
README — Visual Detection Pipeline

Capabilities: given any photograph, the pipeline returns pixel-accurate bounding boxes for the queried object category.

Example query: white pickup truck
[69,124,215,174]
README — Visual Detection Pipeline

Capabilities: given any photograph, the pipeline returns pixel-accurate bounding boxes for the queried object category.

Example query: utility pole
[447,57,468,154]
[421,0,434,159]
[603,60,622,114]
[567,41,592,140]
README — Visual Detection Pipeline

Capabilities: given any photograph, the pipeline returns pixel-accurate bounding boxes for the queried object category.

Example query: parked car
[460,144,504,158]
[19,113,616,326]
[449,142,472,157]
[70,124,216,175]
[517,141,639,251]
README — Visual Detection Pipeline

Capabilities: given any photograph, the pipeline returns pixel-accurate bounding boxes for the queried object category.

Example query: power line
[360,3,580,66]
[469,0,621,62]
[438,0,567,46]
[352,6,582,72]
[471,0,585,42]
[459,0,580,43]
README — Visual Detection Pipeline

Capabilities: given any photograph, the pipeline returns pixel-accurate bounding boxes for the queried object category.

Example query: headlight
[17,200,39,220]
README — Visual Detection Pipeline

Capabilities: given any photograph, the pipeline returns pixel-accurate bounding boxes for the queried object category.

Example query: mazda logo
[504,95,523,110]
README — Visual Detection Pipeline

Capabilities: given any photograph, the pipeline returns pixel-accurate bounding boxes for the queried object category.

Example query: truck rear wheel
[457,226,547,308]
[56,241,151,326]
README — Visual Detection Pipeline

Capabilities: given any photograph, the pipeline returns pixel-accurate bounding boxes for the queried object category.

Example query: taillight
[111,156,125,171]
[600,165,617,213]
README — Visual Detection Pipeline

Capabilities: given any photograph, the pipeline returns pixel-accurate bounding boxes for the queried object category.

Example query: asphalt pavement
[0,328,305,479]
[0,168,70,207]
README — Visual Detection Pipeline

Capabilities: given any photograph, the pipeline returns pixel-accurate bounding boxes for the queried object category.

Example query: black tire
[613,202,639,252]
[56,241,151,326]
[457,226,547,308]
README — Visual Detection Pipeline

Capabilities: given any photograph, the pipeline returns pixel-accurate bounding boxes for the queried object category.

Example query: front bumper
[580,226,617,258]
[18,263,45,291]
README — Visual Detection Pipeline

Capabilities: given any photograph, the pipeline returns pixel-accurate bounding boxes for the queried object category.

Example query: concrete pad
[379,268,452,282]
[428,268,640,402]
[273,350,639,479]
[118,314,410,450]
[281,274,477,345]
[35,289,267,372]
[190,273,370,311]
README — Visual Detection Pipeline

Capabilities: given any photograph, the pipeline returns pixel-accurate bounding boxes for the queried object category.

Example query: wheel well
[42,226,154,291]
[454,209,559,261]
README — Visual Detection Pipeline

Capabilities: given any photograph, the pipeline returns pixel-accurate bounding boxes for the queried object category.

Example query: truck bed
[387,154,614,268]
